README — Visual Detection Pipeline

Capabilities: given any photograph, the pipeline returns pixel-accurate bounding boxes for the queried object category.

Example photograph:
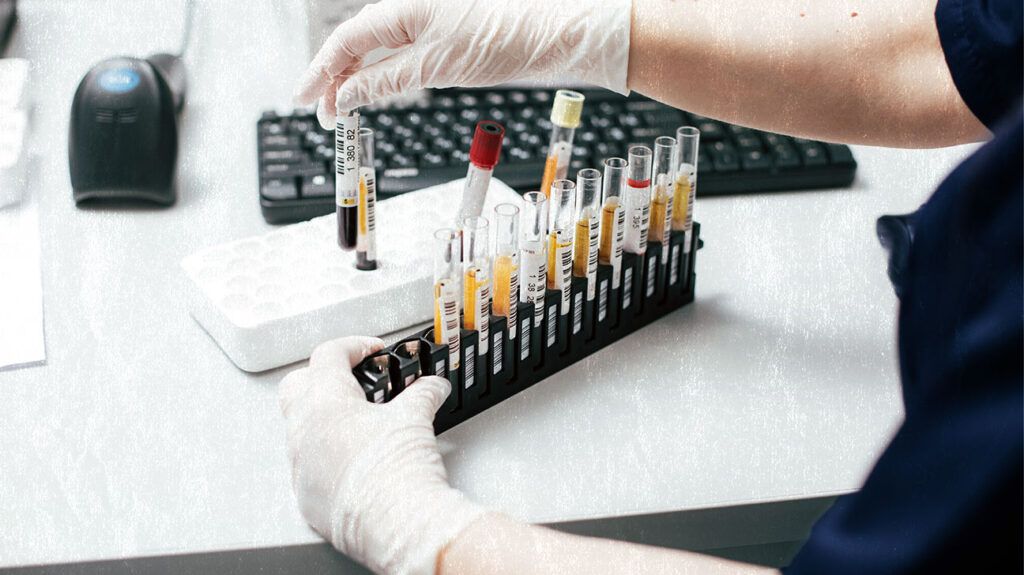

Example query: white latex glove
[279,336,487,575]
[294,0,633,128]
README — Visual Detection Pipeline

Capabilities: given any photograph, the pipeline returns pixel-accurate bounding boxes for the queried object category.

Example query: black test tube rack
[355,224,702,434]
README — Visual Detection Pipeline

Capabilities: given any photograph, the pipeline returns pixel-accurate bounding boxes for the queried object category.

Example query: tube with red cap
[457,121,505,224]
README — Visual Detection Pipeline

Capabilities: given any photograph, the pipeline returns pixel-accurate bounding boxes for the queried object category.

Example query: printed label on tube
[358,166,377,259]
[625,197,650,255]
[612,205,625,289]
[335,114,360,208]
[549,230,572,315]
[521,247,546,327]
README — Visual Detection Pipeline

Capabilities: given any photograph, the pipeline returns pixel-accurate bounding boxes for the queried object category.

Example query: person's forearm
[439,514,778,575]
[628,0,988,147]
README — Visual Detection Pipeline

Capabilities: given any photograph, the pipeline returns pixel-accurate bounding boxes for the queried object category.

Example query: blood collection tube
[547,180,576,314]
[672,126,701,245]
[433,228,461,370]
[492,203,520,340]
[600,157,627,289]
[334,110,360,250]
[356,127,378,270]
[649,136,677,263]
[520,192,549,327]
[458,121,505,224]
[624,145,652,255]
[573,169,601,301]
[462,216,492,355]
[539,90,585,199]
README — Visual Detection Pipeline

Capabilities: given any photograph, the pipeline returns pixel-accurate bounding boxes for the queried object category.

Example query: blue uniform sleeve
[935,0,1022,129]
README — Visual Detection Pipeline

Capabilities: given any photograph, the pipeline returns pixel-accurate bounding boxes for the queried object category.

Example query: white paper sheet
[0,200,46,370]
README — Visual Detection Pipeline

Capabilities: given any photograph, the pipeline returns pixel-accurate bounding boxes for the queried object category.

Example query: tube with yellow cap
[539,90,585,199]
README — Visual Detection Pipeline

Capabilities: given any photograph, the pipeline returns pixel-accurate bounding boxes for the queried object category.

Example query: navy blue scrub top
[785,0,1023,573]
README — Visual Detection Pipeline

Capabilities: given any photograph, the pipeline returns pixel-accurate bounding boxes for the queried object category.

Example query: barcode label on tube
[440,286,460,370]
[670,245,680,285]
[586,219,599,301]
[547,304,557,348]
[508,264,519,340]
[612,206,625,290]
[572,292,583,334]
[598,279,608,321]
[492,332,503,374]
[646,257,656,297]
[464,345,475,388]
[435,359,446,378]
[358,167,377,258]
[520,316,531,360]
[623,268,633,309]
[335,114,360,207]
[476,278,490,355]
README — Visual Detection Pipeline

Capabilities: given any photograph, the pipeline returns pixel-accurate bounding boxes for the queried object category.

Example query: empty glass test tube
[433,228,461,369]
[600,157,627,289]
[519,192,549,327]
[547,180,576,314]
[672,127,701,255]
[462,216,492,355]
[573,169,601,301]
[335,110,360,250]
[649,136,677,263]
[624,145,652,255]
[539,90,585,199]
[356,128,378,270]
[492,203,520,340]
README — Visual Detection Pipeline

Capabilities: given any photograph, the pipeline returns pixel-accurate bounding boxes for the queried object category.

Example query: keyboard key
[459,109,481,124]
[529,90,552,105]
[507,91,528,105]
[618,113,641,128]
[261,149,302,163]
[736,135,762,152]
[629,126,667,140]
[643,109,685,128]
[797,142,827,167]
[696,121,725,141]
[484,92,506,107]
[740,150,772,171]
[825,143,856,167]
[301,174,333,198]
[392,153,415,168]
[711,148,739,173]
[422,152,446,167]
[261,178,298,201]
[261,135,300,150]
[457,94,479,108]
[772,144,801,169]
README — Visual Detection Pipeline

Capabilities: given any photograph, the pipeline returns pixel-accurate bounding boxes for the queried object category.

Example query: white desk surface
[0,0,977,568]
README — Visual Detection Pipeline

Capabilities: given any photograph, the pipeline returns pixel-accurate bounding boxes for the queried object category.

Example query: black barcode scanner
[69,54,185,205]
[69,1,193,206]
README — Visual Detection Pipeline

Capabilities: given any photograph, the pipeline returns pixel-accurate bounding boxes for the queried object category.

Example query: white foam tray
[182,178,521,372]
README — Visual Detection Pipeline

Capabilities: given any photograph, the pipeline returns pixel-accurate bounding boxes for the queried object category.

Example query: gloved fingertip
[315,101,335,130]
[398,375,451,416]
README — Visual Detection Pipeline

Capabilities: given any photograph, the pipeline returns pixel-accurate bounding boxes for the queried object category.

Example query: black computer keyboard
[257,88,857,224]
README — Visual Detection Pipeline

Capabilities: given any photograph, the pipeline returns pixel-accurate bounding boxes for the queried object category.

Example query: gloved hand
[279,336,488,575]
[294,0,633,128]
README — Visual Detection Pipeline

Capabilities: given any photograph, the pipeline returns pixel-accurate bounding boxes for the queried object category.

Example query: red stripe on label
[628,179,651,188]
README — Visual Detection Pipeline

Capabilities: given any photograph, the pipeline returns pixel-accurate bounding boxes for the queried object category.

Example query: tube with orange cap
[539,90,585,199]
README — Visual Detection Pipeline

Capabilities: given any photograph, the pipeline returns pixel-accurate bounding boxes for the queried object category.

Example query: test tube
[462,216,492,355]
[356,127,378,270]
[649,136,677,263]
[539,90,585,199]
[672,127,701,256]
[624,145,652,255]
[335,110,360,250]
[457,121,505,224]
[547,180,576,314]
[519,192,549,327]
[433,228,461,370]
[600,157,627,290]
[573,169,601,301]
[492,203,520,340]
